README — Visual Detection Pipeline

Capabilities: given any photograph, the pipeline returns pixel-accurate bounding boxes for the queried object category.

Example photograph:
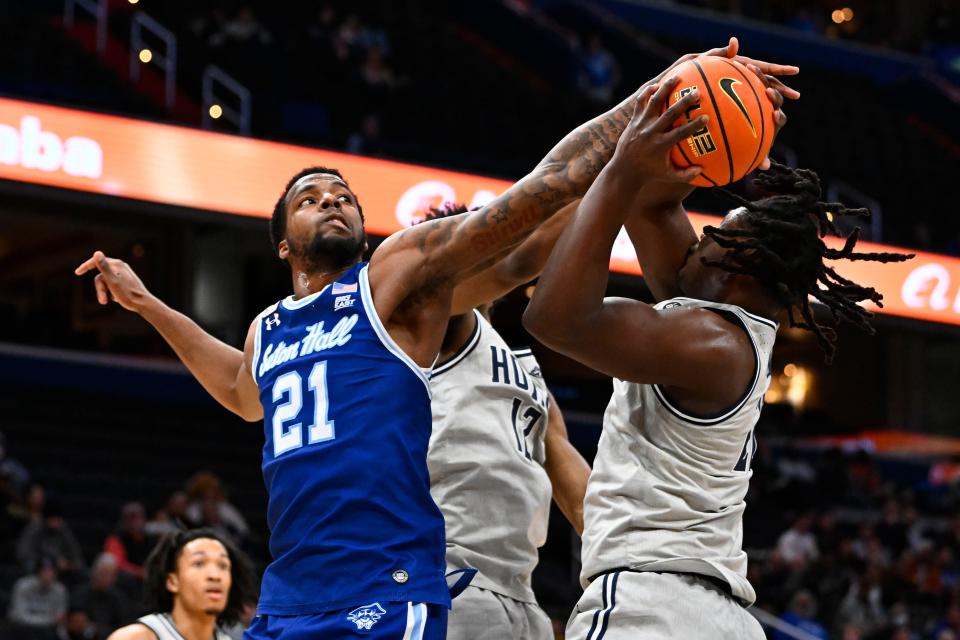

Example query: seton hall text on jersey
[258,314,359,378]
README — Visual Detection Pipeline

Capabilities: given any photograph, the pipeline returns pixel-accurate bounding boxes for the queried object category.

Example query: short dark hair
[421,202,471,222]
[269,166,365,255]
[708,163,913,362]
[142,528,257,627]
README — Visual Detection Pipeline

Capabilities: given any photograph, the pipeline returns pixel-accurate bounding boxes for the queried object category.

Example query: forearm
[525,163,640,341]
[450,200,577,312]
[623,182,697,301]
[536,84,651,191]
[545,436,590,536]
[138,298,250,417]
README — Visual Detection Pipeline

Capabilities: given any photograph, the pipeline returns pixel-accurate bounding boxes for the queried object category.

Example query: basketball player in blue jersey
[77,38,799,640]
[524,74,911,639]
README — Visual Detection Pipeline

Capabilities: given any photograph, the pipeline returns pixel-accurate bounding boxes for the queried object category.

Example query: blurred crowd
[747,444,960,640]
[4,418,960,639]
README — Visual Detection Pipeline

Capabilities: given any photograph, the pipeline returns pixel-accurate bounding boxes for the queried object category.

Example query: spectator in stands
[0,431,30,497]
[16,496,85,576]
[777,513,820,568]
[932,603,960,639]
[359,49,397,91]
[903,506,931,552]
[24,483,46,522]
[346,114,384,156]
[184,473,248,545]
[57,608,98,640]
[876,500,909,557]
[775,589,828,640]
[209,6,272,49]
[103,502,154,580]
[814,510,843,557]
[7,557,68,631]
[835,564,887,638]
[71,553,131,636]
[576,35,620,104]
[145,491,189,538]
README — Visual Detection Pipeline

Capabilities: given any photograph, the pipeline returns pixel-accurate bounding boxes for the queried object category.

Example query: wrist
[134,292,164,318]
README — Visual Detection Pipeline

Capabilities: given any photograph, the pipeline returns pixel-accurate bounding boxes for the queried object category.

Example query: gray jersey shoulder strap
[137,614,231,640]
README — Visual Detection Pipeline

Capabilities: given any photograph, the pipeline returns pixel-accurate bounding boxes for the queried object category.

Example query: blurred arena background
[0,0,958,638]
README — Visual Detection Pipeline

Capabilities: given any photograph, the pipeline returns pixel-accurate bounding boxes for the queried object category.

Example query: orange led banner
[1,97,959,327]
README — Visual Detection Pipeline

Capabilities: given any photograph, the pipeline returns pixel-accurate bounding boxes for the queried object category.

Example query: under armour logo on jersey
[346,603,386,630]
[334,295,355,311]
[265,313,281,330]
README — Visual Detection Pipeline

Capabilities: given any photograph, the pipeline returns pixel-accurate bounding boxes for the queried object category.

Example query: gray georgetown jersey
[580,297,777,606]
[136,614,232,640]
[428,310,552,603]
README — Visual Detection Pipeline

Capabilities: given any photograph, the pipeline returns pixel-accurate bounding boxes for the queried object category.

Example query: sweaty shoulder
[107,624,157,640]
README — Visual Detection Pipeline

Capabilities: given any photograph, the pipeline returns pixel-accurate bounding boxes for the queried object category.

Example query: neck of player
[170,601,218,640]
[290,263,355,299]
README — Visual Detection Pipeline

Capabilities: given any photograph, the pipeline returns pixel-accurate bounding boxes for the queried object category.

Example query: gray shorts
[447,585,553,640]
[566,570,765,640]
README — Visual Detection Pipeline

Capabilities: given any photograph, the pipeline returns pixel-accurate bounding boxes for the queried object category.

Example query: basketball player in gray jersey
[108,529,255,640]
[524,70,911,638]
[421,203,590,639]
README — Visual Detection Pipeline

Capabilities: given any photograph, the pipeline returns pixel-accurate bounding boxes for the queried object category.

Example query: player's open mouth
[323,215,349,230]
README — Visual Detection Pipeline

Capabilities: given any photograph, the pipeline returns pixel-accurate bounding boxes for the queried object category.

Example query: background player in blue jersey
[76,38,798,640]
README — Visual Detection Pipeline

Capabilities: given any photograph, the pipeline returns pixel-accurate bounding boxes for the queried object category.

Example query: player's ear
[166,572,180,594]
[278,239,290,261]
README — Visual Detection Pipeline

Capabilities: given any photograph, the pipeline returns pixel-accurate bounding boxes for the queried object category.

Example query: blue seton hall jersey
[250,262,448,615]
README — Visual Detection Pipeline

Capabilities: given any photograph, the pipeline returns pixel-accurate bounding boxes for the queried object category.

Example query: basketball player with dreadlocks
[420,202,590,640]
[524,73,912,638]
[108,529,256,640]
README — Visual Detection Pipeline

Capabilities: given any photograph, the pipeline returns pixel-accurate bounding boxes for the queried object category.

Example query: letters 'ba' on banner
[1,97,958,327]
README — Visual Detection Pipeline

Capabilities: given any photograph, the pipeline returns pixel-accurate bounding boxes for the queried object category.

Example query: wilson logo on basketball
[0,115,103,178]
[718,78,757,138]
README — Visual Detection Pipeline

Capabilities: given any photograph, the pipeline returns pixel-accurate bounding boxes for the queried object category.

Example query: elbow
[522,304,578,351]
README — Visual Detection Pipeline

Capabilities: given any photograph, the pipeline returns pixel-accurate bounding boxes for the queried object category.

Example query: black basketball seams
[716,57,767,175]
[692,59,735,185]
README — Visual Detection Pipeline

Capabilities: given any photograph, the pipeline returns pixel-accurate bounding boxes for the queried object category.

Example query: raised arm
[623,66,791,301]
[449,199,578,313]
[372,39,797,310]
[543,393,590,536]
[523,79,754,397]
[74,252,263,422]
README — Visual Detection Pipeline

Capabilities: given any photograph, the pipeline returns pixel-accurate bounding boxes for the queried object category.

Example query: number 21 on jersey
[271,361,335,457]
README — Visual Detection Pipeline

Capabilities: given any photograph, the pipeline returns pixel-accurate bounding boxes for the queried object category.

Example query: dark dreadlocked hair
[704,162,913,362]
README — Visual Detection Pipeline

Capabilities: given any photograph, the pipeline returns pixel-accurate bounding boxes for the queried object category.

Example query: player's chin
[203,603,227,616]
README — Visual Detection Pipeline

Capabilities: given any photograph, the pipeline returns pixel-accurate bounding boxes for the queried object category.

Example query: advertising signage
[1,97,958,327]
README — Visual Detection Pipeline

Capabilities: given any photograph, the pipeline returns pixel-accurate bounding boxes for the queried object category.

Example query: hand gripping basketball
[611,76,708,184]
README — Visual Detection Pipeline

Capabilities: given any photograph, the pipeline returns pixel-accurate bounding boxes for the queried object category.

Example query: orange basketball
[663,56,775,187]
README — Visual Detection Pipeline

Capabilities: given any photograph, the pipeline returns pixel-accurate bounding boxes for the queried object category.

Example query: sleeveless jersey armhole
[651,308,761,426]
[357,264,432,395]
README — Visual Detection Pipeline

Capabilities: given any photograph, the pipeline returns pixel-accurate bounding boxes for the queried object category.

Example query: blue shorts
[245,602,447,639]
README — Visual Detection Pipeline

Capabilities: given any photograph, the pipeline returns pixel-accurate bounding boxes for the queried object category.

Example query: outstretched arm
[449,200,578,313]
[523,79,754,399]
[74,252,263,421]
[372,38,798,312]
[543,394,590,536]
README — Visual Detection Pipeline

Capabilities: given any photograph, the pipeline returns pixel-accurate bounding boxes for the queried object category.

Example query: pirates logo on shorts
[347,603,386,630]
